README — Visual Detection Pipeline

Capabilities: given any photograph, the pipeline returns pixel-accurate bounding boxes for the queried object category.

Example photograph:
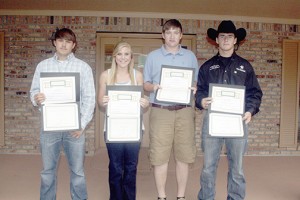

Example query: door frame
[0,32,4,146]
[95,32,197,149]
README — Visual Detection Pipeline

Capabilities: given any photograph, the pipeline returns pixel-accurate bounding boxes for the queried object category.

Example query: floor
[1,148,300,200]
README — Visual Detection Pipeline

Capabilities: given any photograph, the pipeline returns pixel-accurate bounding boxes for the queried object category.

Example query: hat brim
[235,28,247,42]
[207,28,218,41]
[207,27,247,42]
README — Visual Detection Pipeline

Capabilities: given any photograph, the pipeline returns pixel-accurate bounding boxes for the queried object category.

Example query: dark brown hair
[162,19,183,33]
[51,28,77,52]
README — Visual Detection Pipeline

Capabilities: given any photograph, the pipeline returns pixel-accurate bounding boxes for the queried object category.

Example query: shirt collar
[216,52,237,60]
[53,52,75,62]
[161,45,184,56]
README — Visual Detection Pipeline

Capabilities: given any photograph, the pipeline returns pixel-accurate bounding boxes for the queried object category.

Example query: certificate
[208,84,246,137]
[40,73,80,104]
[209,113,244,137]
[40,73,81,132]
[155,65,194,105]
[106,86,143,142]
[42,103,80,131]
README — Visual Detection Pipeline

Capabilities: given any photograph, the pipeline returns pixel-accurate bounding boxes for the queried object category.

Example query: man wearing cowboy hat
[195,20,263,200]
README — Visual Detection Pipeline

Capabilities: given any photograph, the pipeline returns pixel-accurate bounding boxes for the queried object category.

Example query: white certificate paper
[209,113,244,137]
[155,65,194,105]
[106,86,143,142]
[40,76,76,104]
[42,103,80,131]
[208,84,246,137]
[40,73,80,132]
[210,84,245,114]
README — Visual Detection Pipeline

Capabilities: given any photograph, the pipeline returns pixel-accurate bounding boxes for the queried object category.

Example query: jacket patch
[209,65,220,70]
[236,65,246,73]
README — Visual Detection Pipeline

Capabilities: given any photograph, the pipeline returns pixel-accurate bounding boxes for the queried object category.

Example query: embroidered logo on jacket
[236,65,246,73]
[209,65,220,70]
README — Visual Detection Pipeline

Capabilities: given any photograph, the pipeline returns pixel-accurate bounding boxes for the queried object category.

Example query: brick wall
[0,15,300,155]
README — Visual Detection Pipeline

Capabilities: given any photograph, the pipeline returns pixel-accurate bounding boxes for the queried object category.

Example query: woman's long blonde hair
[107,41,135,85]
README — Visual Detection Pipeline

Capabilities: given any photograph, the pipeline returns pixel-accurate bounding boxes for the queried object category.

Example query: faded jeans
[40,132,87,200]
[198,113,248,200]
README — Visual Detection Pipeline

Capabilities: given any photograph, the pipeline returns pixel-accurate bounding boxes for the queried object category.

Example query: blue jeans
[40,132,87,200]
[198,113,248,200]
[106,142,141,200]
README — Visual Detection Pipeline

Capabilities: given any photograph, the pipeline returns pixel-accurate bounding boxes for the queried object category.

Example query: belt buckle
[167,105,175,111]
[167,105,179,111]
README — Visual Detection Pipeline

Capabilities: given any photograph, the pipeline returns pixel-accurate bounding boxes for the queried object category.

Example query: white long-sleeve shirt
[30,53,95,130]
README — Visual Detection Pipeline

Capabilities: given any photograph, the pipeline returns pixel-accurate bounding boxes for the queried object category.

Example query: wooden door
[95,33,196,149]
[280,40,300,148]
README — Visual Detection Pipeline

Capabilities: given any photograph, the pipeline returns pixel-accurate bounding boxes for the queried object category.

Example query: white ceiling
[1,0,300,24]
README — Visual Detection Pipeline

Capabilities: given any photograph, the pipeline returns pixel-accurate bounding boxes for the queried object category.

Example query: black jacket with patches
[195,52,263,116]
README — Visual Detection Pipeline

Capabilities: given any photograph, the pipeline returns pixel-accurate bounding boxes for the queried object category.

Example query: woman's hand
[140,97,149,108]
[102,95,110,106]
[189,86,197,95]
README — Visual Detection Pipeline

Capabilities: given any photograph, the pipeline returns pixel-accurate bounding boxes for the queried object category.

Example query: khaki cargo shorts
[149,106,196,166]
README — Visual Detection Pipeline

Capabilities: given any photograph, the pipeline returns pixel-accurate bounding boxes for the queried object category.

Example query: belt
[151,103,191,111]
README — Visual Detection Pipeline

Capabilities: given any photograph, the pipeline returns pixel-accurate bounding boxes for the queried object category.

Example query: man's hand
[153,84,161,92]
[71,130,83,138]
[34,93,46,105]
[201,97,213,109]
[243,112,252,124]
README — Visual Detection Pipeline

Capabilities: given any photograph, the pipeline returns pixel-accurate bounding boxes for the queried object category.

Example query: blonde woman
[98,41,149,200]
